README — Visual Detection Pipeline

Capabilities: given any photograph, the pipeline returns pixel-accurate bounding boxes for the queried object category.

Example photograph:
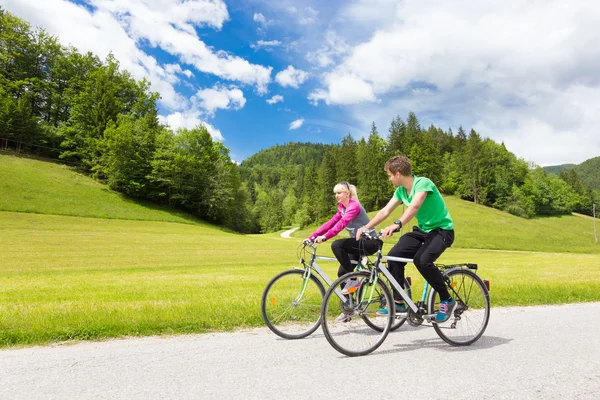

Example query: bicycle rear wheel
[427,268,490,346]
[321,271,393,356]
[261,269,325,339]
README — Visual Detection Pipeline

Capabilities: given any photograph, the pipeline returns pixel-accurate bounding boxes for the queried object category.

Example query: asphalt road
[1,302,599,399]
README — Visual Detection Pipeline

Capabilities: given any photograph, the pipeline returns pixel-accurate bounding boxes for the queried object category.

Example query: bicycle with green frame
[260,240,412,339]
[320,231,491,357]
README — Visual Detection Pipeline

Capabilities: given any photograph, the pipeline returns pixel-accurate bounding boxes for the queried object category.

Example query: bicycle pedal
[422,313,437,321]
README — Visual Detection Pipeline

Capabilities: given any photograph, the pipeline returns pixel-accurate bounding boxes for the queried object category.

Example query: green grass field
[1,153,599,348]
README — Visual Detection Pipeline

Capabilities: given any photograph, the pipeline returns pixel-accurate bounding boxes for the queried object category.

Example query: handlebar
[302,239,318,249]
[360,230,384,240]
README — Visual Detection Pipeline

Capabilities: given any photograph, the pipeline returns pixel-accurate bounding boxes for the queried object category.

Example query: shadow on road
[379,335,513,356]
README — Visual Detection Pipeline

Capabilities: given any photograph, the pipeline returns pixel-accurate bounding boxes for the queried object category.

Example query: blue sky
[4,0,600,166]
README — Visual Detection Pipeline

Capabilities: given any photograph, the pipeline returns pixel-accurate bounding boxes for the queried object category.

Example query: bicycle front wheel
[321,271,393,356]
[427,268,490,346]
[261,269,325,339]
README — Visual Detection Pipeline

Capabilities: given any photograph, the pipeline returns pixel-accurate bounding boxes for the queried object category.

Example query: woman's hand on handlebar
[314,235,327,244]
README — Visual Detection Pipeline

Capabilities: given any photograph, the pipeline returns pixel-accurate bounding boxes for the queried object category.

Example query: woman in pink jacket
[308,182,381,287]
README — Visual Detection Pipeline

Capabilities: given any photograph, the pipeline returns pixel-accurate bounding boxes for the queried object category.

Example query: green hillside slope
[0,154,203,224]
[544,156,600,191]
[2,153,598,253]
[543,164,575,175]
[574,156,600,190]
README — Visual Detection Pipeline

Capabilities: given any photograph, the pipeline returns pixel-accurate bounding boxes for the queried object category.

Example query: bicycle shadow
[377,334,513,355]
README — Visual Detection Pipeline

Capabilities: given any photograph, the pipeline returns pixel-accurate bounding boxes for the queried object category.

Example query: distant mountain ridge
[240,142,332,168]
[544,156,600,190]
[543,164,576,175]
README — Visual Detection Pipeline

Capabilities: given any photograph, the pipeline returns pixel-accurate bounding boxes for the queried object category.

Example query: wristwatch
[393,219,402,232]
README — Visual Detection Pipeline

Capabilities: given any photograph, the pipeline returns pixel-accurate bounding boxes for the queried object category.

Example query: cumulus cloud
[266,95,284,104]
[275,65,309,88]
[3,0,272,99]
[193,85,246,116]
[251,40,282,51]
[289,118,305,130]
[158,111,224,141]
[253,13,267,25]
[309,73,376,105]
[306,31,350,68]
[287,6,318,25]
[309,0,600,164]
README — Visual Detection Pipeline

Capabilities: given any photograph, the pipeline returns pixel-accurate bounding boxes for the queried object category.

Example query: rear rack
[435,263,478,270]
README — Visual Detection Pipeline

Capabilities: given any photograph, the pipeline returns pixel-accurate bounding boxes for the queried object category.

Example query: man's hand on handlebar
[380,224,398,239]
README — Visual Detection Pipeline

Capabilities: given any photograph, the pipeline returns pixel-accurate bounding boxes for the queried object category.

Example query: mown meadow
[1,154,599,348]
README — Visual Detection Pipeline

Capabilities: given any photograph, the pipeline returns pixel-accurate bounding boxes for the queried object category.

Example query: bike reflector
[407,276,412,286]
[484,280,491,291]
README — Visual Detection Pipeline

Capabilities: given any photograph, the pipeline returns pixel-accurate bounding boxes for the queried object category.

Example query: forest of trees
[239,119,598,232]
[1,9,597,234]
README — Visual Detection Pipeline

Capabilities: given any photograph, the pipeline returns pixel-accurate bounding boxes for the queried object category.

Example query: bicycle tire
[261,269,325,339]
[427,268,490,346]
[321,271,393,356]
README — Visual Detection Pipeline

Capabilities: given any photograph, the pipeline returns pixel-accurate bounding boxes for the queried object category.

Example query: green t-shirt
[393,176,454,232]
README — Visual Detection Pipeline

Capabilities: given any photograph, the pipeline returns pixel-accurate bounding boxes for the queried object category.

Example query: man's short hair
[385,156,412,176]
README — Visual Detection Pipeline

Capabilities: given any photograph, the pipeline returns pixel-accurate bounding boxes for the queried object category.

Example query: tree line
[240,116,597,232]
[1,9,596,234]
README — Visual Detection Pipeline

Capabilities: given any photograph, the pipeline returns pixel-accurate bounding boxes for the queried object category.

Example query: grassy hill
[0,154,206,225]
[1,153,599,348]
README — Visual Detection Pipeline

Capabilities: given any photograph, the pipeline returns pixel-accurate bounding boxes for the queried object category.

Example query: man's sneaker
[435,298,456,323]
[376,302,407,315]
[335,312,352,323]
[341,278,362,295]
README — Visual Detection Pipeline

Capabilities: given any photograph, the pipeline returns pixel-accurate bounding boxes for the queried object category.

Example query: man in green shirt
[355,156,456,322]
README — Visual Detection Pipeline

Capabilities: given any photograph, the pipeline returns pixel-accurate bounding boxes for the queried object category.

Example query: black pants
[387,227,455,302]
[331,238,381,277]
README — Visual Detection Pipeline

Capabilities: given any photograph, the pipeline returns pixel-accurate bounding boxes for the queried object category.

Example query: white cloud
[337,0,398,31]
[193,85,246,115]
[309,73,376,105]
[164,63,194,81]
[287,6,318,25]
[306,31,350,68]
[266,95,284,104]
[158,111,224,141]
[253,12,267,26]
[275,65,309,88]
[3,0,273,98]
[289,118,305,130]
[251,40,282,51]
[308,0,600,165]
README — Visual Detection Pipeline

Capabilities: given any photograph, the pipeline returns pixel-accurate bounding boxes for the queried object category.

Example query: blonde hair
[333,182,359,201]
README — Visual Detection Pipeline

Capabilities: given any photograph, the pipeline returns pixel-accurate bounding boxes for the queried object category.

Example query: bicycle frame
[298,243,360,303]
